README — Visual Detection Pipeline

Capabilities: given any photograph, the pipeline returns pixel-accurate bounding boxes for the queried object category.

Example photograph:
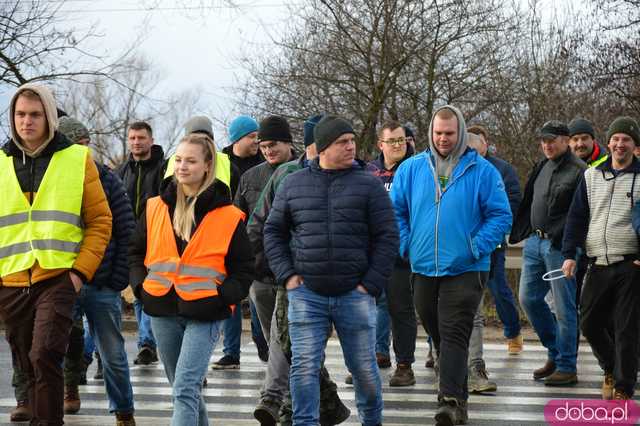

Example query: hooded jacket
[390,107,512,277]
[1,84,112,286]
[128,179,254,321]
[263,158,399,297]
[116,144,167,219]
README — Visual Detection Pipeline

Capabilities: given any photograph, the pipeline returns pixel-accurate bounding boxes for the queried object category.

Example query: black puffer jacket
[116,145,166,219]
[263,158,399,297]
[510,149,587,249]
[128,179,255,321]
[92,163,135,291]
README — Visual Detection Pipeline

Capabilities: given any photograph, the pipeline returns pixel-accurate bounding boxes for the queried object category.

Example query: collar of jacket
[160,178,233,217]
[309,157,366,174]
[3,131,72,158]
[596,154,640,174]
[125,144,165,169]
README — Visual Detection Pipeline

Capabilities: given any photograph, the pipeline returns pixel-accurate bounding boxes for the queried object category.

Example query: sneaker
[10,400,32,422]
[133,345,157,365]
[253,398,280,426]
[614,388,631,400]
[211,355,240,370]
[544,371,578,387]
[63,385,81,414]
[507,334,523,355]
[533,360,556,380]
[376,352,391,369]
[389,364,416,387]
[468,364,497,393]
[94,356,104,380]
[115,412,136,426]
[435,397,468,425]
[425,346,435,368]
[602,372,614,400]
[344,373,353,384]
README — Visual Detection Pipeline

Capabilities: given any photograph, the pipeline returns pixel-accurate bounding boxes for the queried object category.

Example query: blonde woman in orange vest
[128,133,254,425]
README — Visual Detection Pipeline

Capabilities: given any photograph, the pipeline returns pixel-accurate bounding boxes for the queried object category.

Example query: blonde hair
[173,133,217,241]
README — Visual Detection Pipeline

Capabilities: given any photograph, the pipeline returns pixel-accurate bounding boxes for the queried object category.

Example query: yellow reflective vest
[0,145,87,276]
[164,152,232,190]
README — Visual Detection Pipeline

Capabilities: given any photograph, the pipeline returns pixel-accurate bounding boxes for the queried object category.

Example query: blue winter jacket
[390,148,512,277]
[263,158,399,297]
[92,162,136,291]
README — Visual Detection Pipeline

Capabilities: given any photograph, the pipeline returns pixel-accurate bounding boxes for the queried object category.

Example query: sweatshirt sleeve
[73,155,112,282]
[562,175,590,260]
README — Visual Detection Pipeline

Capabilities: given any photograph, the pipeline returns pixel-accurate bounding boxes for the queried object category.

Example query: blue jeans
[134,298,156,349]
[375,291,391,357]
[288,285,382,426]
[487,248,521,339]
[151,316,221,426]
[220,300,267,358]
[83,316,95,364]
[519,235,577,373]
[73,286,134,413]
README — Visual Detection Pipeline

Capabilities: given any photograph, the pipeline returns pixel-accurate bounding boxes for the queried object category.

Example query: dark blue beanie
[303,114,324,147]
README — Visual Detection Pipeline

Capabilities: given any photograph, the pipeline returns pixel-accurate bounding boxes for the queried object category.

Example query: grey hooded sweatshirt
[428,105,468,191]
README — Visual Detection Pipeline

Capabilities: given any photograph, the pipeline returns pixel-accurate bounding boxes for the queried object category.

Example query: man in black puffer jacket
[58,117,137,424]
[264,116,399,426]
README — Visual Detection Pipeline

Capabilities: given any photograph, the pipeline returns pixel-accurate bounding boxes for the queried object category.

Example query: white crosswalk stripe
[1,338,637,425]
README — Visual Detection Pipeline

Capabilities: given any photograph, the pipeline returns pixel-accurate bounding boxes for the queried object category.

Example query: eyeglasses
[380,137,406,147]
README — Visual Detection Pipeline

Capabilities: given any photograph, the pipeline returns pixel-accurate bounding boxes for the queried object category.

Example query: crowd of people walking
[1,82,640,426]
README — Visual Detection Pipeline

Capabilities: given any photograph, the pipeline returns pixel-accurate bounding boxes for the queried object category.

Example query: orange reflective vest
[142,196,245,303]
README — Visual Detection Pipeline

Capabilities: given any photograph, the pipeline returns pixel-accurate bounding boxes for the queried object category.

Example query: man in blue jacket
[390,106,511,425]
[264,116,399,426]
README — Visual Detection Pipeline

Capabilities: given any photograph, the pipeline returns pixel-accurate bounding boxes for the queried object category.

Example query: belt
[534,229,550,239]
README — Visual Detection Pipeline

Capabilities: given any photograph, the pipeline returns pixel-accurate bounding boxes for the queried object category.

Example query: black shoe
[94,356,103,380]
[258,348,269,363]
[533,360,556,380]
[435,397,468,425]
[211,355,240,370]
[319,392,351,425]
[254,398,280,426]
[134,345,157,365]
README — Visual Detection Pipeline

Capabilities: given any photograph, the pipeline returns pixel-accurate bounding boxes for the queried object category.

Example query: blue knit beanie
[228,115,258,143]
[303,114,324,147]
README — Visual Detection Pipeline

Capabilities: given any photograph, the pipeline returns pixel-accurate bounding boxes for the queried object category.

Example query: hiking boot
[253,398,280,426]
[507,334,523,355]
[389,364,416,387]
[10,400,32,422]
[435,397,468,425]
[344,373,353,384]
[468,364,497,393]
[533,360,556,380]
[94,355,103,380]
[376,352,391,369]
[544,371,578,386]
[425,346,435,368]
[319,391,350,425]
[211,355,240,370]
[133,345,157,365]
[614,389,632,400]
[115,412,136,426]
[64,385,81,414]
[602,372,614,400]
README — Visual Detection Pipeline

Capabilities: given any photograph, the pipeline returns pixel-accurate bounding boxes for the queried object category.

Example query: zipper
[603,178,615,265]
[135,163,142,217]
[327,173,333,274]
[28,157,35,288]
[435,201,441,276]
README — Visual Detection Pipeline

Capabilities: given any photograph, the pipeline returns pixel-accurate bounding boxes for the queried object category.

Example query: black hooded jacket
[116,145,167,219]
[128,179,255,321]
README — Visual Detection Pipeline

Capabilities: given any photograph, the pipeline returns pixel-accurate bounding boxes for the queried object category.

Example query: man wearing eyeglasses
[365,121,417,387]
[509,120,586,386]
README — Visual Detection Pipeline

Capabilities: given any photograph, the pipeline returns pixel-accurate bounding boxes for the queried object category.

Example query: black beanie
[607,116,640,146]
[568,118,595,138]
[314,115,355,152]
[258,116,292,143]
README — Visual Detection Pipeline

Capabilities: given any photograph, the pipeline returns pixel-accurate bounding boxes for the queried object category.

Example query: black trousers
[413,271,485,401]
[386,265,417,365]
[580,259,640,395]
